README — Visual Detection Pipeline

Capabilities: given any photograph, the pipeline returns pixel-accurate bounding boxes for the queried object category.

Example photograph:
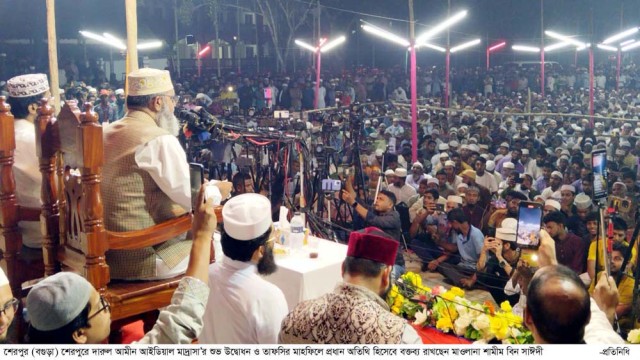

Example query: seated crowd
[0,64,638,346]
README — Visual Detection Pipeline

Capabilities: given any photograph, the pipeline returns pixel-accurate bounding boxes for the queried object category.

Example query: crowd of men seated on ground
[347,96,640,336]
[1,60,639,345]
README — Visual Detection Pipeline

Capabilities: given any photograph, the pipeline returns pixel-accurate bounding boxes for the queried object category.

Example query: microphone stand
[324,192,339,242]
[373,146,389,205]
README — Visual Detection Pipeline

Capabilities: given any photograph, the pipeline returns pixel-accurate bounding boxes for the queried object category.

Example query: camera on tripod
[176,108,216,132]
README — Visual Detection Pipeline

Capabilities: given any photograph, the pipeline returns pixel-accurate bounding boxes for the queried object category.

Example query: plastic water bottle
[290,212,304,252]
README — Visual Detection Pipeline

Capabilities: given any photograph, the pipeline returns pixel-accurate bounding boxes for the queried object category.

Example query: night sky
[1,0,639,69]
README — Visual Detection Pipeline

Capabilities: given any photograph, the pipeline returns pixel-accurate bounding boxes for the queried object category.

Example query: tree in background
[254,0,314,72]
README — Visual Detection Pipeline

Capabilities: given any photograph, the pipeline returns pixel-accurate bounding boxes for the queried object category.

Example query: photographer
[487,191,527,231]
[473,219,521,305]
[408,189,457,272]
[610,181,636,229]
[341,188,404,281]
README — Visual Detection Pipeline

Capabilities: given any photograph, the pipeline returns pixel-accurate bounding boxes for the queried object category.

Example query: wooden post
[126,0,139,73]
[46,0,60,114]
[78,103,109,293]
[34,98,61,276]
[0,97,22,297]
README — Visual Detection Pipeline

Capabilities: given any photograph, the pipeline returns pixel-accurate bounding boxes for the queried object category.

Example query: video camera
[175,107,216,132]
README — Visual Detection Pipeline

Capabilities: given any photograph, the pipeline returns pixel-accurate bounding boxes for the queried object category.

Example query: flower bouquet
[386,271,533,344]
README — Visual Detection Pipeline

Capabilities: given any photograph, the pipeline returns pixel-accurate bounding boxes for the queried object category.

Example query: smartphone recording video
[189,163,204,209]
[591,149,607,201]
[321,178,342,193]
[274,110,290,119]
[516,201,543,249]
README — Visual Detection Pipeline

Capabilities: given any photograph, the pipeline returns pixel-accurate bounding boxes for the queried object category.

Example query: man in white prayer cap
[5,73,50,249]
[473,219,520,304]
[559,184,576,216]
[200,193,288,344]
[574,193,593,221]
[387,168,417,206]
[559,184,589,239]
[102,68,192,280]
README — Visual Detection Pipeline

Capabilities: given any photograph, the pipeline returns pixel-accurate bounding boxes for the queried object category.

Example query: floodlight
[80,31,123,50]
[320,36,346,53]
[488,41,506,52]
[512,45,540,52]
[622,41,640,52]
[450,39,480,53]
[102,33,127,50]
[576,43,590,51]
[295,39,318,53]
[138,41,163,50]
[596,44,618,52]
[198,45,211,57]
[544,42,571,52]
[415,10,467,44]
[361,24,410,47]
[419,43,446,52]
[620,39,636,46]
[545,31,586,48]
[602,27,639,45]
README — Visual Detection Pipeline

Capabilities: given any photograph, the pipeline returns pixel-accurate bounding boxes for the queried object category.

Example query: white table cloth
[213,232,347,311]
[265,237,347,311]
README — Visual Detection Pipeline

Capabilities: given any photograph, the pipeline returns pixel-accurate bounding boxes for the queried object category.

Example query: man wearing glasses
[102,68,193,281]
[25,185,217,344]
[0,268,18,343]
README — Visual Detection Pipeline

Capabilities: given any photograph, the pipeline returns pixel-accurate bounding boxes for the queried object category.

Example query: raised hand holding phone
[515,201,543,249]
[189,163,205,210]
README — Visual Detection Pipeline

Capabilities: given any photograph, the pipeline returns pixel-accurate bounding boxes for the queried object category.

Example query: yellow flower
[391,305,401,315]
[443,304,458,321]
[441,291,456,302]
[450,286,465,298]
[502,312,523,327]
[403,272,423,288]
[394,294,405,307]
[436,316,454,331]
[627,329,640,344]
[500,300,512,313]
[489,315,509,340]
[412,273,423,288]
[388,284,399,298]
[386,285,398,304]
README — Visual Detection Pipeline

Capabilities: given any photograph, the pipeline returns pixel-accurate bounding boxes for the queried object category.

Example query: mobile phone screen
[516,201,543,249]
[189,163,204,208]
[591,149,607,200]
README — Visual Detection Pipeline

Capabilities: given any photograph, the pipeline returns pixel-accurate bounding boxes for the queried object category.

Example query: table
[264,237,347,311]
